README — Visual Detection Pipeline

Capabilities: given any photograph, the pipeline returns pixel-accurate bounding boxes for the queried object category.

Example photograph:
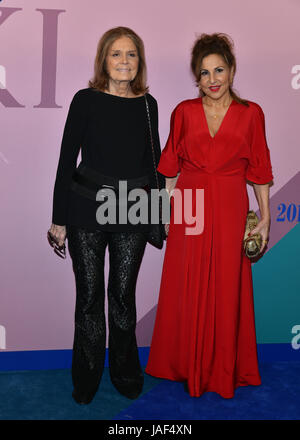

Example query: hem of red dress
[191,380,262,399]
[145,369,261,399]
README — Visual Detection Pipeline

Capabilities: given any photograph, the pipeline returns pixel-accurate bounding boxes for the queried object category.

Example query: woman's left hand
[249,217,270,253]
[164,223,170,236]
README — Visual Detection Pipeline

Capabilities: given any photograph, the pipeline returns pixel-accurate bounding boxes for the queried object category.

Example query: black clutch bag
[144,96,166,249]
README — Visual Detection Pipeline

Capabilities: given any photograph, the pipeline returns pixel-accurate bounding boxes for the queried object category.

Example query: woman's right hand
[48,224,67,247]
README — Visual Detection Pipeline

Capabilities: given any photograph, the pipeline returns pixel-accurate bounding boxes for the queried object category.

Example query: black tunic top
[51,88,163,231]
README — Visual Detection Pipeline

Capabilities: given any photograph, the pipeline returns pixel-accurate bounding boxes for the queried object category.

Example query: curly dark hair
[191,33,248,106]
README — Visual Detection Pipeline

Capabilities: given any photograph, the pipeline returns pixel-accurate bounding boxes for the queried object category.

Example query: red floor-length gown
[145,97,273,398]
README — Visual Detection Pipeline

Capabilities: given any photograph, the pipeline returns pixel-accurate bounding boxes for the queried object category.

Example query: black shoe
[72,389,95,405]
[183,381,189,394]
[112,379,144,399]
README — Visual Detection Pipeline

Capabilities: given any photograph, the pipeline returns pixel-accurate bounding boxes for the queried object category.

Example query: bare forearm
[253,183,270,220]
[166,174,179,195]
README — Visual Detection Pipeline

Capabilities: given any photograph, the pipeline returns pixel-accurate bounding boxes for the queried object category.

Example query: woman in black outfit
[48,27,162,404]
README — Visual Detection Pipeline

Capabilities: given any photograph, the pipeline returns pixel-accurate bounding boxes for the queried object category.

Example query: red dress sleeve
[157,104,184,177]
[246,103,274,184]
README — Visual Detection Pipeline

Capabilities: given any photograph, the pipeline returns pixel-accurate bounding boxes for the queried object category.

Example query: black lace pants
[67,225,147,396]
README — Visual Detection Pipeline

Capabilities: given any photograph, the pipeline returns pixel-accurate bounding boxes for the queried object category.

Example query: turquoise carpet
[0,362,299,420]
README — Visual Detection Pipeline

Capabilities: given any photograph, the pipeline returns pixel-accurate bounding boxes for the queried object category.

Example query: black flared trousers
[67,225,147,396]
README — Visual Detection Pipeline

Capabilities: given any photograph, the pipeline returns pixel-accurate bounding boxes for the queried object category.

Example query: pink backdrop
[0,0,299,351]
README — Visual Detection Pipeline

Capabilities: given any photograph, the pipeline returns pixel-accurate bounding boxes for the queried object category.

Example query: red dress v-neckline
[200,97,235,139]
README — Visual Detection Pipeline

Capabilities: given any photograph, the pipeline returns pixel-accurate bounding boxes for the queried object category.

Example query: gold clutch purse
[243,211,262,258]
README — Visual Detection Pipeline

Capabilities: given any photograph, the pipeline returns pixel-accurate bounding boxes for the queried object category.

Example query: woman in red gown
[145,33,273,398]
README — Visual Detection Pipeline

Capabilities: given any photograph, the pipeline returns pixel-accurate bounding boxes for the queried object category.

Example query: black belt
[70,163,150,202]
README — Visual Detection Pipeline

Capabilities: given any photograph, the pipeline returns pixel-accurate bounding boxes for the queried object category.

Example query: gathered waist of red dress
[179,165,246,178]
